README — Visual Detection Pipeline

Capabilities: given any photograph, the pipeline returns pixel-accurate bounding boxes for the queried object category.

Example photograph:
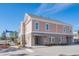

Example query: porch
[31,33,73,46]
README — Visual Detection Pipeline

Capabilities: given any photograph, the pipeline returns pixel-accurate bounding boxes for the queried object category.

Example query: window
[35,22,39,30]
[64,26,67,32]
[45,23,49,30]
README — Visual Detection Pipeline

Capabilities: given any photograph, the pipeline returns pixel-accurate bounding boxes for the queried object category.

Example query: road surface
[0,45,79,56]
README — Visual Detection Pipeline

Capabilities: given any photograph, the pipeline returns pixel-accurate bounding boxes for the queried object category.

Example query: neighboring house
[19,13,73,47]
[73,31,79,43]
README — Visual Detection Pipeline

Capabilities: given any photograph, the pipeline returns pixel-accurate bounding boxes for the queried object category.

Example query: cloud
[35,3,49,15]
[45,3,72,14]
[35,3,54,15]
[35,3,72,15]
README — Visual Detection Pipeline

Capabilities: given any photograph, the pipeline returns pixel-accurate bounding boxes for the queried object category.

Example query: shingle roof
[26,13,71,26]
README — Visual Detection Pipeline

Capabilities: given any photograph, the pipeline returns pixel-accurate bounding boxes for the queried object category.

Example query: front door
[66,36,72,44]
[35,36,39,45]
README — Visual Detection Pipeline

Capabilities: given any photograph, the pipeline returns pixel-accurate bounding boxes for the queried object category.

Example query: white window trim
[34,22,40,30]
[45,23,49,31]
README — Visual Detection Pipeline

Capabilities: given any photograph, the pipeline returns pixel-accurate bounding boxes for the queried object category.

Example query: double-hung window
[45,23,49,30]
[35,22,39,30]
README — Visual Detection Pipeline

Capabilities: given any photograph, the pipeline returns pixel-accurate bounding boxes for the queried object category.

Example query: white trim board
[32,31,73,35]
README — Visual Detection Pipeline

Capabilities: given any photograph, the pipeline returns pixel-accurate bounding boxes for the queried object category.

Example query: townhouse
[19,13,73,47]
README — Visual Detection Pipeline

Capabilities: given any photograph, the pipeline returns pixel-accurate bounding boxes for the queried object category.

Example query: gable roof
[25,13,71,26]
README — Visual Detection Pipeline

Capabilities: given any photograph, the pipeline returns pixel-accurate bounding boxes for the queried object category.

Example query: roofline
[27,13,72,26]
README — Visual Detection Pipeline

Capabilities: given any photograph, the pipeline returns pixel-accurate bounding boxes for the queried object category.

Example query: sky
[0,3,79,34]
